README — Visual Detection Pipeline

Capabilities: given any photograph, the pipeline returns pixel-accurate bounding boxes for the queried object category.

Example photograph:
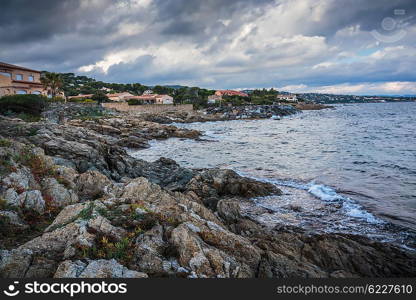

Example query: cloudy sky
[1,0,415,95]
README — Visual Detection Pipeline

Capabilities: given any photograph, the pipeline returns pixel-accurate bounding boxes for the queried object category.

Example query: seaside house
[276,93,298,102]
[214,90,249,98]
[0,62,47,97]
[142,89,154,95]
[106,92,134,102]
[126,94,174,104]
[208,94,222,104]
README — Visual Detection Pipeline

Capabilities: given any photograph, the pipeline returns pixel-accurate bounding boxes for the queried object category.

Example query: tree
[41,72,64,99]
[91,91,110,103]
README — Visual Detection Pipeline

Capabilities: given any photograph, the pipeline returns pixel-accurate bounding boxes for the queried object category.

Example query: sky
[1,0,415,95]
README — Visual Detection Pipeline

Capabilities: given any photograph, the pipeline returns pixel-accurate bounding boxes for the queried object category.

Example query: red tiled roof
[215,90,249,97]
[0,62,41,73]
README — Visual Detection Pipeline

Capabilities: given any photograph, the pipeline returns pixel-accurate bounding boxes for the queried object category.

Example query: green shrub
[127,99,142,106]
[82,99,97,104]
[47,96,65,103]
[0,94,46,116]
[0,139,12,148]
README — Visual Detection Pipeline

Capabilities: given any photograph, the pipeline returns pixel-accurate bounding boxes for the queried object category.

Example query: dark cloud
[0,0,415,94]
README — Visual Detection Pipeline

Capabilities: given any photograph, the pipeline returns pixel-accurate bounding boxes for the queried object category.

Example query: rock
[217,199,242,224]
[2,188,20,208]
[0,211,28,230]
[186,169,281,209]
[170,223,257,278]
[76,170,112,200]
[88,215,127,241]
[54,259,148,278]
[0,248,33,278]
[134,225,167,275]
[18,190,45,213]
[42,178,78,208]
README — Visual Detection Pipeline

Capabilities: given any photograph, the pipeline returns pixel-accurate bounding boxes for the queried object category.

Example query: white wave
[235,171,383,225]
[307,184,343,202]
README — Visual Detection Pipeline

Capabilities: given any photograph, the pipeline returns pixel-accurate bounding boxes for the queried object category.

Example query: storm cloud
[1,0,415,95]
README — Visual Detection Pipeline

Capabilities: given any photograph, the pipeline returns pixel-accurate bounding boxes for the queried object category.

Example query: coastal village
[0,61,301,110]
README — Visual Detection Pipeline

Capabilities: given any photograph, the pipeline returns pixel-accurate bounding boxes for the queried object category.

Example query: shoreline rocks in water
[0,106,415,278]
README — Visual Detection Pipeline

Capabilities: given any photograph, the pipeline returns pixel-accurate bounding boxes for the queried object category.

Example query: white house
[155,94,174,104]
[276,94,298,102]
[142,90,154,95]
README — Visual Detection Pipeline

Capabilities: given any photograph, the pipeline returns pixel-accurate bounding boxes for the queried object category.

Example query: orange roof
[215,90,249,97]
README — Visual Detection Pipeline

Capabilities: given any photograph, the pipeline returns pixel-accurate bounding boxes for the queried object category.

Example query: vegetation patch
[0,94,46,116]
[75,228,142,266]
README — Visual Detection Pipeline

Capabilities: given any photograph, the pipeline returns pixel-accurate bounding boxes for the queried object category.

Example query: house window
[16,90,27,94]
[15,74,23,80]
[32,91,41,95]
[28,75,34,81]
[0,72,11,78]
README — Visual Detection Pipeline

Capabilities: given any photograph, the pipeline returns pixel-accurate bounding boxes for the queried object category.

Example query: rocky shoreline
[0,106,415,278]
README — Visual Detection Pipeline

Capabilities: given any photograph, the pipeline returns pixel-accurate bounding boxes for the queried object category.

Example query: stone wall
[102,103,194,113]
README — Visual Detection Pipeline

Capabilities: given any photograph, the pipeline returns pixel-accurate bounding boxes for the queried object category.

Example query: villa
[106,92,135,102]
[215,90,249,97]
[276,93,298,102]
[0,62,47,97]
[126,94,174,104]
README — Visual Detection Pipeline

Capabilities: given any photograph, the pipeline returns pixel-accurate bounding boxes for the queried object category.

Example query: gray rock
[54,259,148,278]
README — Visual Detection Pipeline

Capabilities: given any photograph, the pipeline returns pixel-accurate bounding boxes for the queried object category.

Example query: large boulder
[76,170,112,200]
[186,169,281,209]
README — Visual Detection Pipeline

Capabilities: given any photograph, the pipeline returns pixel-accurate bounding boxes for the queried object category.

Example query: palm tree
[41,72,64,100]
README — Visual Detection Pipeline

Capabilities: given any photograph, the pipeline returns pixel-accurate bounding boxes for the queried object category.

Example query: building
[214,90,249,98]
[207,94,222,104]
[126,94,173,104]
[106,92,134,102]
[0,62,47,97]
[142,90,154,95]
[276,93,298,102]
[155,94,173,104]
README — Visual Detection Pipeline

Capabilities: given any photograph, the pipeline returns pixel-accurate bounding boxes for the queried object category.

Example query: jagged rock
[88,215,127,241]
[76,170,112,200]
[170,223,256,278]
[18,190,45,213]
[54,259,148,278]
[0,211,28,230]
[0,248,33,278]
[42,178,78,207]
[2,188,20,208]
[186,169,281,209]
[134,225,168,275]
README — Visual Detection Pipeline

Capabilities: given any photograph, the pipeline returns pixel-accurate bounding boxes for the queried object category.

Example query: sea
[131,102,416,249]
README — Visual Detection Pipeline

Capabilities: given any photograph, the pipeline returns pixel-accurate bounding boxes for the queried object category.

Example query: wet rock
[186,169,281,209]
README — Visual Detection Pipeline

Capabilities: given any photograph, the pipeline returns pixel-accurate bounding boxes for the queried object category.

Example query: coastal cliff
[0,107,415,278]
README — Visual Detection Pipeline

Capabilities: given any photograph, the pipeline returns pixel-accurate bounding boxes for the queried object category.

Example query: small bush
[0,94,46,116]
[82,99,97,104]
[0,139,12,148]
[127,99,143,106]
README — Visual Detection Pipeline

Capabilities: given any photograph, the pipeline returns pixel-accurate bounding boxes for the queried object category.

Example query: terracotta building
[0,62,47,97]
